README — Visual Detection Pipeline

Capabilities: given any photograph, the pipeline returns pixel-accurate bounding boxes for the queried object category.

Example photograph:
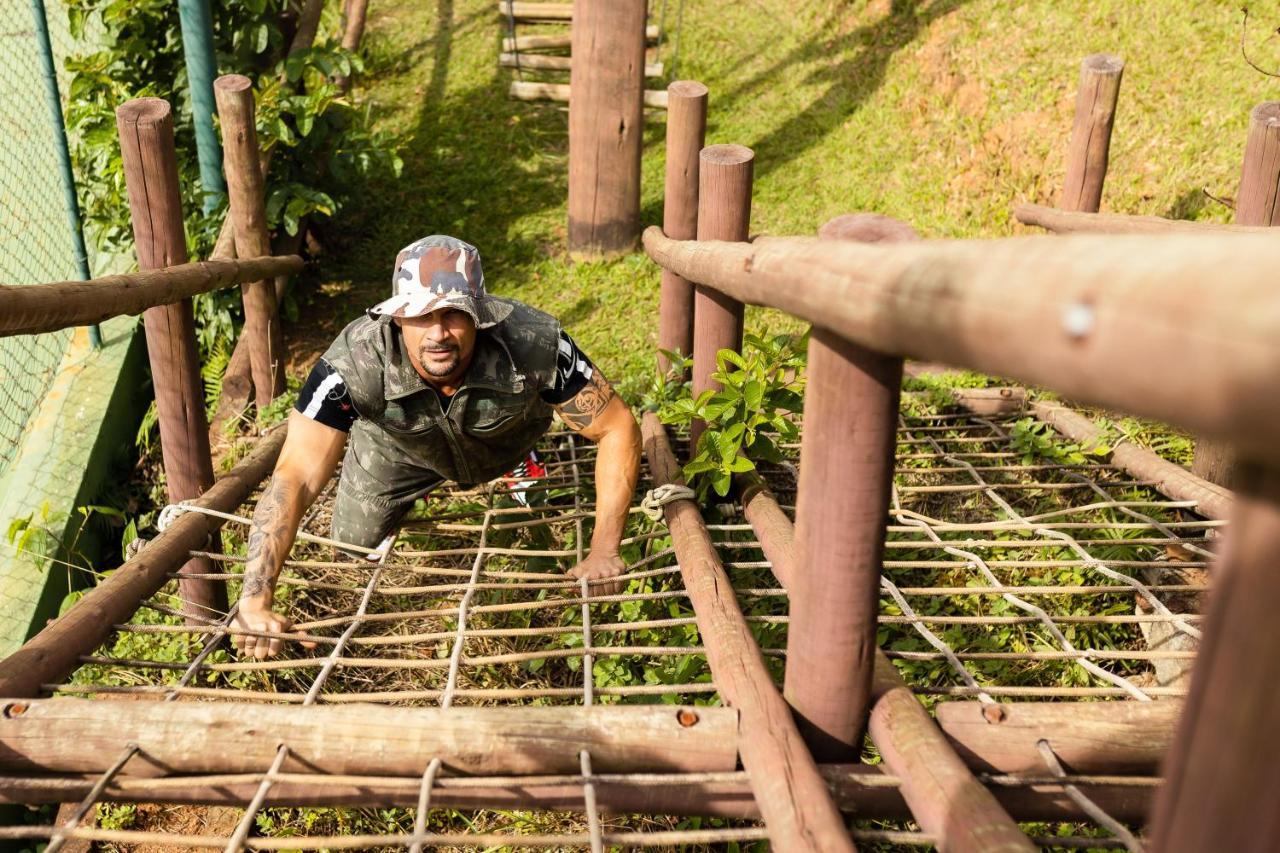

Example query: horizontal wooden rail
[0,764,1155,824]
[641,226,1280,465]
[0,428,286,697]
[1015,202,1269,235]
[0,255,304,337]
[498,1,572,20]
[509,80,669,109]
[502,26,659,52]
[498,52,663,76]
[0,699,738,775]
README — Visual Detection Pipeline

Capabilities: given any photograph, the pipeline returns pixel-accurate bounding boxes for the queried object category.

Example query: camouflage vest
[323,298,561,486]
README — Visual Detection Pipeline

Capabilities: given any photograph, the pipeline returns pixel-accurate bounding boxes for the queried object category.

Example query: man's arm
[554,370,642,585]
[233,411,346,659]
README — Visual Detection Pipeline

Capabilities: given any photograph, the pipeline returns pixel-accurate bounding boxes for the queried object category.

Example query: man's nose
[425,318,451,341]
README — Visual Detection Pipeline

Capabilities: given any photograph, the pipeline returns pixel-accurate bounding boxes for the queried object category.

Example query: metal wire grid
[15,407,1205,849]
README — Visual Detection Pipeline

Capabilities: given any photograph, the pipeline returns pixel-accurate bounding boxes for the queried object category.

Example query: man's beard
[418,343,460,378]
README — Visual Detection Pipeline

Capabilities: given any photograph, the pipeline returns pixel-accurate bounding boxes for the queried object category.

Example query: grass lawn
[296,0,1266,399]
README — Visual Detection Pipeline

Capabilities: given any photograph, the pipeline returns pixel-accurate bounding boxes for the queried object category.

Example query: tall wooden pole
[1194,101,1280,488]
[116,98,224,623]
[566,0,646,257]
[690,144,753,451]
[657,81,708,374]
[214,75,286,408]
[1061,53,1123,213]
[1148,463,1280,852]
[782,214,909,762]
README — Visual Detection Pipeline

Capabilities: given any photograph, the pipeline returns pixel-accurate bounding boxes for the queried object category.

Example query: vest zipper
[433,393,473,484]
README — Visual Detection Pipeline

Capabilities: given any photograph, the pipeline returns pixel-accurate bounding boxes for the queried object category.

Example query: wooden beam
[499,53,663,76]
[935,700,1179,774]
[336,0,370,90]
[1149,464,1280,851]
[0,699,738,776]
[0,765,1156,824]
[733,461,1032,853]
[498,1,573,20]
[657,80,708,372]
[1013,203,1268,235]
[509,80,669,109]
[1061,54,1123,213]
[639,227,1280,466]
[0,255,304,337]
[641,413,855,852]
[566,0,646,257]
[503,25,658,52]
[0,429,286,698]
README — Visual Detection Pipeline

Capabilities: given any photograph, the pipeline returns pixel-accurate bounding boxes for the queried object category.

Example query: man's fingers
[299,638,318,650]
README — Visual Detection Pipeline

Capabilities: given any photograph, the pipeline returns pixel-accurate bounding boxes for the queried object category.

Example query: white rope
[640,484,696,521]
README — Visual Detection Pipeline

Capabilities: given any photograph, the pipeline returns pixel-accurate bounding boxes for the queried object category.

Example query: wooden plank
[503,25,658,52]
[0,429,286,698]
[657,80,707,371]
[0,256,304,337]
[566,0,647,257]
[1013,203,1270,235]
[1061,54,1124,213]
[641,413,855,852]
[510,80,669,108]
[214,75,286,409]
[639,227,1280,466]
[734,460,1032,853]
[0,698,738,776]
[1149,464,1280,851]
[499,52,663,76]
[935,700,1180,774]
[498,1,573,20]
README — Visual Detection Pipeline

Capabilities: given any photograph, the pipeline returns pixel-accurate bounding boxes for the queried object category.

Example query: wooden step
[509,80,669,109]
[502,24,659,52]
[499,52,663,77]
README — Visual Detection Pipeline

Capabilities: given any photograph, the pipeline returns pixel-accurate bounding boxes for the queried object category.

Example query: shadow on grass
[718,0,968,179]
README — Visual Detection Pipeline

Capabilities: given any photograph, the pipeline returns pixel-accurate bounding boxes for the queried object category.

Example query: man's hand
[232,603,315,660]
[569,551,627,597]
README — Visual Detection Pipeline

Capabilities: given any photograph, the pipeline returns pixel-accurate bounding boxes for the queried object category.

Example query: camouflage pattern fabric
[368,235,514,328]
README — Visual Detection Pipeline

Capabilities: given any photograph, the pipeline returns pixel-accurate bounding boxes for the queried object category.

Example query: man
[232,235,642,660]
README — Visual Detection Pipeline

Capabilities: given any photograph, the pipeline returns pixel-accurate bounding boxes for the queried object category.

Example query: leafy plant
[659,331,808,499]
[1007,417,1110,466]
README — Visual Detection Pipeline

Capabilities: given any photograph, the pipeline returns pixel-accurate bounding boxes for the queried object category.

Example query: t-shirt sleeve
[294,358,359,432]
[540,331,597,405]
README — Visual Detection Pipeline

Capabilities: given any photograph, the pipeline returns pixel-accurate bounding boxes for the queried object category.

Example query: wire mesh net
[3,399,1205,849]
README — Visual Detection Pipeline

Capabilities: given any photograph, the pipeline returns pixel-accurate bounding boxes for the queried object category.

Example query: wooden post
[690,144,753,451]
[1061,53,1123,213]
[657,81,708,374]
[782,214,907,762]
[116,98,224,623]
[1194,101,1280,488]
[566,0,646,257]
[214,75,286,408]
[1149,464,1280,852]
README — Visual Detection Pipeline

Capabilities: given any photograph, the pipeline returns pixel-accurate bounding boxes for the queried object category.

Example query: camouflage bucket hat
[368,235,513,328]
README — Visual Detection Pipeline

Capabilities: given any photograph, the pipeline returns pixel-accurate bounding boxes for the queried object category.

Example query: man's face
[396,308,478,384]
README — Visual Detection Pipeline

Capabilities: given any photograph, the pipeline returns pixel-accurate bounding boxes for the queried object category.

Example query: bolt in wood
[1061,53,1123,213]
[658,81,708,374]
[214,75,285,408]
[116,97,224,623]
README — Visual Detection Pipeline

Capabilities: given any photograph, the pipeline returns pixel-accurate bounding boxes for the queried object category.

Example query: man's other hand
[569,551,627,597]
[232,604,316,660]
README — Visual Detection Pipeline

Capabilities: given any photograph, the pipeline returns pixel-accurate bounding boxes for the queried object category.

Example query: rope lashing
[641,484,696,521]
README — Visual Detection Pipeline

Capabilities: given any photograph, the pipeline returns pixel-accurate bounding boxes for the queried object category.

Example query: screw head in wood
[676,709,700,727]
[982,704,1008,724]
[3,702,29,718]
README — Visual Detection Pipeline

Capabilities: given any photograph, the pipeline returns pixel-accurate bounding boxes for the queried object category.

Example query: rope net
[9,403,1205,849]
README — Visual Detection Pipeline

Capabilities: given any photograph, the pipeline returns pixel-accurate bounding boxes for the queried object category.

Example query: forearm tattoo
[557,370,615,431]
[242,479,293,601]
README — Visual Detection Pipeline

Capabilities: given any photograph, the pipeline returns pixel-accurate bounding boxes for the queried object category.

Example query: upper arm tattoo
[555,369,616,432]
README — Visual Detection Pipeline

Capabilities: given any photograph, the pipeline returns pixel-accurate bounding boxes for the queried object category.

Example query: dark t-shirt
[295,330,596,432]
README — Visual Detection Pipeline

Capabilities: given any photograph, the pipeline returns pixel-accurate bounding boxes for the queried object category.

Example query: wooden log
[336,0,370,90]
[0,256,303,337]
[935,700,1179,775]
[1193,102,1280,489]
[1013,203,1271,235]
[566,0,646,257]
[639,227,1280,466]
[287,0,324,55]
[498,52,663,76]
[641,413,855,852]
[214,75,285,409]
[1149,464,1280,852]
[509,80,669,108]
[734,442,1031,853]
[503,25,658,52]
[0,766,1156,824]
[0,429,285,698]
[690,144,753,451]
[116,97,223,623]
[658,81,708,373]
[498,1,573,20]
[0,698,738,776]
[783,215,907,763]
[1061,54,1124,213]
[1031,400,1232,521]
